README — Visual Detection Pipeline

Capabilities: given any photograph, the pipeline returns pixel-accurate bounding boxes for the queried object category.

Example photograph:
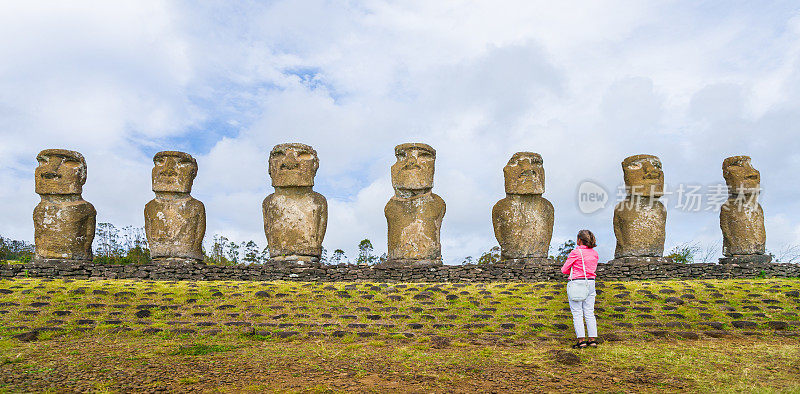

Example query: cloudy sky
[2,1,799,264]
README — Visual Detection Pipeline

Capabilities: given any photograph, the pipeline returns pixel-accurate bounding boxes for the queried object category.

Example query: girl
[561,229,599,348]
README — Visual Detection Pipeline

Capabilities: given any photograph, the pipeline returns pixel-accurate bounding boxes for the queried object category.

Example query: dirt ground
[1,335,797,393]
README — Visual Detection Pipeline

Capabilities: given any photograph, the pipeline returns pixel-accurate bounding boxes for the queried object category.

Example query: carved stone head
[622,154,664,197]
[504,152,544,195]
[35,149,87,195]
[152,151,198,193]
[269,143,319,187]
[723,155,760,195]
[391,143,436,191]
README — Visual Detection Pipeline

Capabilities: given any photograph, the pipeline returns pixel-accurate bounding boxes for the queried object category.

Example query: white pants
[567,280,597,338]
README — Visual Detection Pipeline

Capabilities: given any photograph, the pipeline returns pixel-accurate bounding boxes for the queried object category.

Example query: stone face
[492,152,553,259]
[144,151,206,263]
[720,156,767,258]
[621,154,664,197]
[385,143,445,265]
[263,143,328,261]
[613,154,666,259]
[390,143,435,191]
[33,149,96,262]
[34,149,86,195]
[503,152,545,195]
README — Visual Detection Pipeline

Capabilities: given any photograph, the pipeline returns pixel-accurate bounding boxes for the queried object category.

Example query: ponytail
[577,229,596,248]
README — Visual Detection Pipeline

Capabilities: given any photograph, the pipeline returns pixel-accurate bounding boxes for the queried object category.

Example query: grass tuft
[171,343,234,356]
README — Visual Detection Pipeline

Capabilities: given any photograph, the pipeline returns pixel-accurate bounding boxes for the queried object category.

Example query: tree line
[0,236,34,263]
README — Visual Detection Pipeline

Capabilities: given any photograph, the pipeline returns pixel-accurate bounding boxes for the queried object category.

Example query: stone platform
[607,257,675,265]
[718,255,772,264]
[374,259,443,268]
[1,259,799,282]
[151,258,203,266]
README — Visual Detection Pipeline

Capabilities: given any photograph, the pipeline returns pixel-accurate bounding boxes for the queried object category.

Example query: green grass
[171,343,235,356]
[0,278,798,391]
[0,278,797,341]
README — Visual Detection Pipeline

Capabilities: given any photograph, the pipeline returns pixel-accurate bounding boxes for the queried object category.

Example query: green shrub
[549,240,576,263]
[666,243,700,264]
[477,246,500,265]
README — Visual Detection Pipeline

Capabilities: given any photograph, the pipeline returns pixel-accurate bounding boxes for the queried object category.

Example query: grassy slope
[0,278,798,392]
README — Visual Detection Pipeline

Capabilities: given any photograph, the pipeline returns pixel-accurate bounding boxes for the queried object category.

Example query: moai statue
[263,143,328,263]
[144,151,206,264]
[33,149,96,262]
[719,156,770,263]
[611,154,668,263]
[492,152,554,261]
[384,143,446,266]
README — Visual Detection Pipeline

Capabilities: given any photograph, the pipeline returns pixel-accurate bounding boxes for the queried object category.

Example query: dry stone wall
[1,260,798,282]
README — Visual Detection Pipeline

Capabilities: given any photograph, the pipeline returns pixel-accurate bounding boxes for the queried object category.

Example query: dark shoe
[586,340,598,348]
[571,341,587,349]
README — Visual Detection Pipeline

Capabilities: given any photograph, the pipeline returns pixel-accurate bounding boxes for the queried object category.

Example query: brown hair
[577,229,596,248]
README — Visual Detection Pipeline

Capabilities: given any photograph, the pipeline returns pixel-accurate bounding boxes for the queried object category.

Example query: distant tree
[696,243,719,264]
[120,226,149,264]
[205,235,233,265]
[461,256,475,265]
[124,246,150,265]
[551,240,576,263]
[259,246,270,264]
[477,246,500,265]
[227,240,240,264]
[666,242,700,264]
[320,247,328,264]
[210,235,225,263]
[94,223,108,257]
[773,244,800,264]
[120,225,142,252]
[330,249,346,264]
[91,223,151,264]
[0,235,34,263]
[95,222,121,258]
[357,239,377,264]
[3,223,150,266]
[242,240,259,264]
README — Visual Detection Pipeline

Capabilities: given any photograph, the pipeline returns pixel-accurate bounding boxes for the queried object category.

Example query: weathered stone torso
[33,197,96,261]
[720,198,766,256]
[144,196,205,261]
[385,192,445,261]
[492,195,553,259]
[613,198,666,258]
[263,189,328,258]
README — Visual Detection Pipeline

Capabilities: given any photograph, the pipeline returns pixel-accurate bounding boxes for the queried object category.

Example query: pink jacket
[560,245,599,279]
